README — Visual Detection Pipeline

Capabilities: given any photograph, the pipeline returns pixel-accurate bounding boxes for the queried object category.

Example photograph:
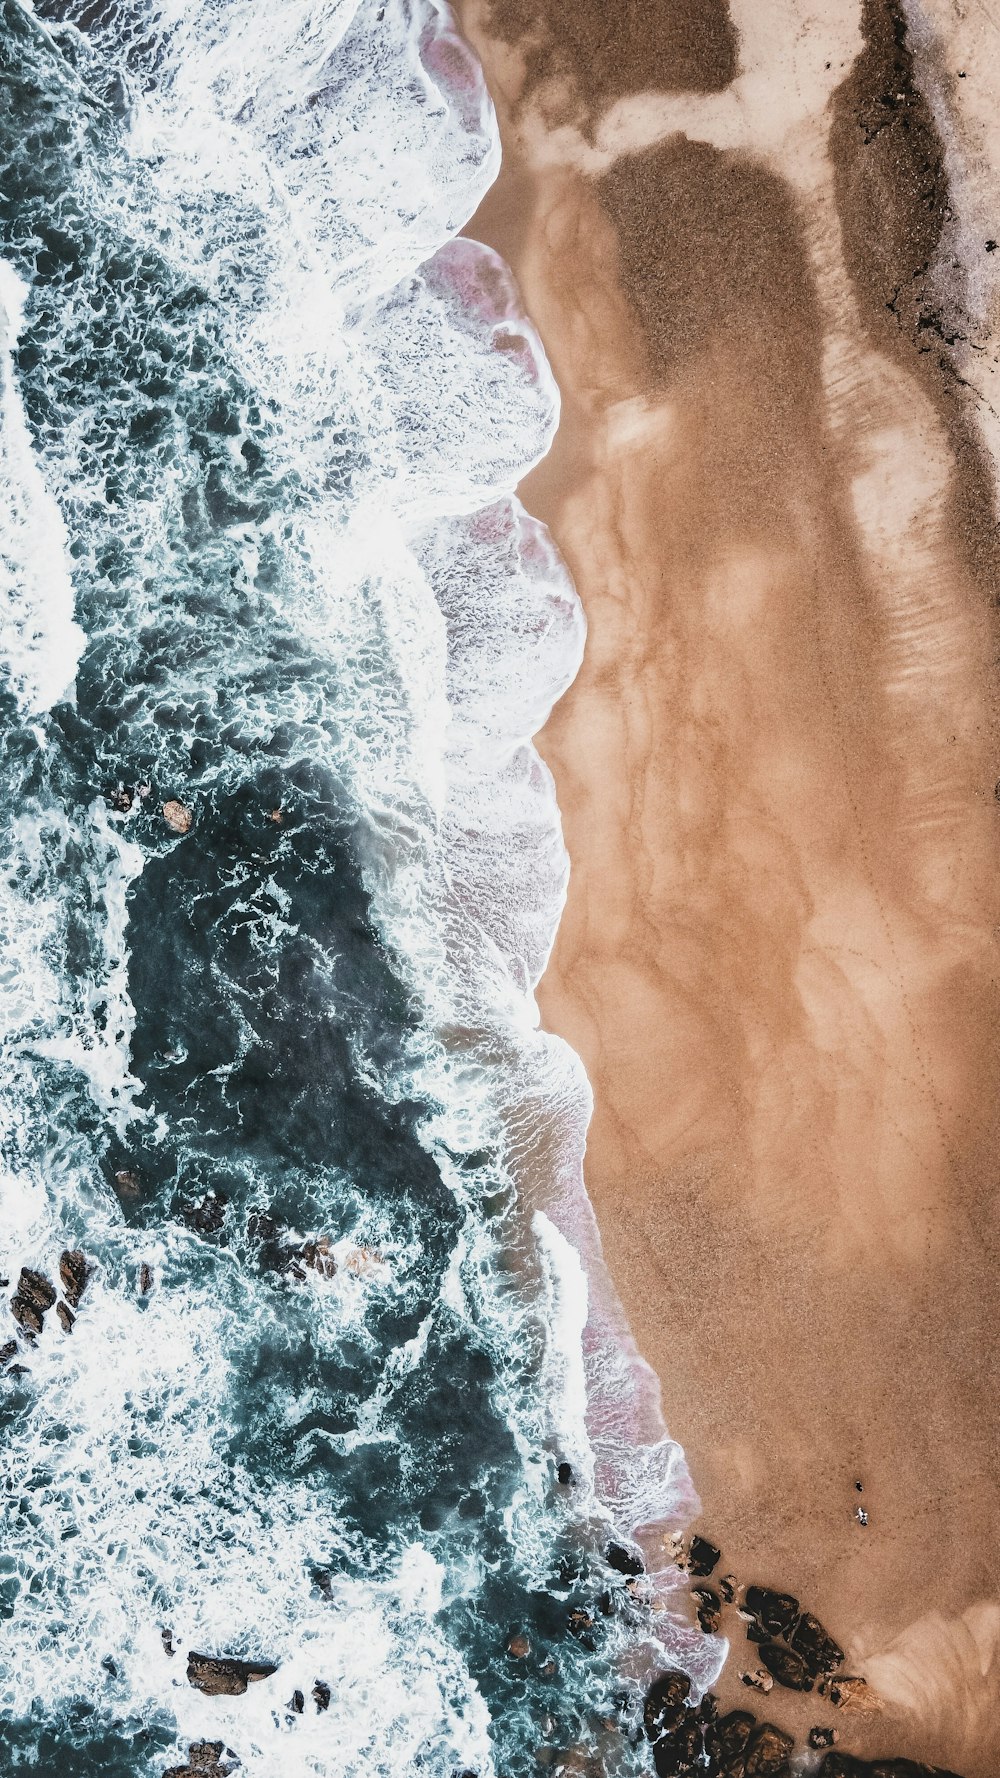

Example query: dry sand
[457,0,1000,1770]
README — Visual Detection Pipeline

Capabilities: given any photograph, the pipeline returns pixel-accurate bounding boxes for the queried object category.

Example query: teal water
[0,3,718,1772]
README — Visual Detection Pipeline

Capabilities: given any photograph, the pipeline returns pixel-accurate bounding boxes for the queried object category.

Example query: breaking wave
[0,2,720,1773]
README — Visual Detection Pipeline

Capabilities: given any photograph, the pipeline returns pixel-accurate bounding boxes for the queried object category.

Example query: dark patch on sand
[483,0,738,119]
[830,0,1000,600]
[596,139,825,528]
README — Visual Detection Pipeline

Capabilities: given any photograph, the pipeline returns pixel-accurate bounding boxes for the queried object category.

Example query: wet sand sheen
[458,0,1000,1771]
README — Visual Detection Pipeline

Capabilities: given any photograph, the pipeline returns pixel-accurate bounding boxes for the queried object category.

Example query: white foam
[0,261,84,714]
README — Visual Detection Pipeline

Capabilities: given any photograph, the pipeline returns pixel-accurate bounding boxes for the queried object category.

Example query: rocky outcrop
[688,1535,721,1577]
[743,1585,800,1638]
[59,1249,90,1307]
[757,1640,814,1691]
[186,1652,277,1696]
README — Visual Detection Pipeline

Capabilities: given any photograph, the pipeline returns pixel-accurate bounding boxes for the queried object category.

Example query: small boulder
[719,1573,738,1603]
[741,1668,774,1695]
[182,1193,227,1236]
[693,1586,721,1634]
[758,1640,814,1691]
[745,1721,794,1776]
[107,785,133,813]
[0,1339,18,1366]
[809,1727,838,1749]
[59,1250,91,1307]
[163,799,193,835]
[186,1652,277,1695]
[290,1689,304,1713]
[606,1541,644,1577]
[312,1679,331,1711]
[139,1263,153,1294]
[56,1303,75,1334]
[557,1461,574,1485]
[791,1610,844,1676]
[687,1534,721,1577]
[507,1633,530,1658]
[744,1585,800,1637]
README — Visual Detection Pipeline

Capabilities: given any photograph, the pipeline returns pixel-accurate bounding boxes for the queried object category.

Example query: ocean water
[0,3,721,1773]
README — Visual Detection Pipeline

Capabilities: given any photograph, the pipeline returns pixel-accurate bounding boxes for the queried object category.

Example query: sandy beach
[458,0,1000,1770]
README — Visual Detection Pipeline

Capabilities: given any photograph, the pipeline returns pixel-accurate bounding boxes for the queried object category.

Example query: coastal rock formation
[58,1249,90,1307]
[818,1757,965,1777]
[757,1641,813,1691]
[163,1742,234,1778]
[743,1587,800,1639]
[744,1722,794,1775]
[185,1652,277,1696]
[688,1535,721,1577]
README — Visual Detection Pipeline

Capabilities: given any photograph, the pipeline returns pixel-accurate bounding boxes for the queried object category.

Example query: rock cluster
[186,1653,278,1696]
[3,1252,91,1365]
[649,1531,967,1778]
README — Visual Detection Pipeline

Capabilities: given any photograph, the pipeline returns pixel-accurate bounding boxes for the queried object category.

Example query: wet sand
[458,0,1000,1770]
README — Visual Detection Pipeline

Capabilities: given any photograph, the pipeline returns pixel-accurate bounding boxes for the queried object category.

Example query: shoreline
[457,0,1000,1771]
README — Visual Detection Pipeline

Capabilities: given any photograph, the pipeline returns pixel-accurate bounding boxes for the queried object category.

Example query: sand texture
[458,0,1000,1770]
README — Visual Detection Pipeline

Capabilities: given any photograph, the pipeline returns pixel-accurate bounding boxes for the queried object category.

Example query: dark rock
[114,1169,142,1199]
[107,785,133,813]
[704,1708,755,1770]
[10,1296,42,1336]
[557,1461,574,1485]
[808,1725,838,1749]
[312,1679,331,1711]
[644,1670,691,1741]
[652,1710,703,1776]
[719,1573,738,1603]
[693,1586,722,1634]
[745,1617,770,1643]
[0,1339,18,1366]
[161,1629,175,1655]
[59,1250,90,1307]
[744,1721,794,1775]
[17,1268,56,1314]
[700,1693,718,1722]
[290,1689,304,1713]
[688,1534,721,1577]
[189,1745,225,1769]
[56,1303,75,1334]
[744,1585,800,1637]
[606,1540,644,1576]
[140,1263,153,1294]
[183,1193,227,1236]
[791,1610,844,1675]
[758,1641,814,1691]
[186,1651,277,1695]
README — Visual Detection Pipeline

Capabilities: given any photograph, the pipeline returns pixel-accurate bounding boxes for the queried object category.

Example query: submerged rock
[688,1534,721,1577]
[114,1169,142,1200]
[139,1263,153,1294]
[59,1249,91,1307]
[557,1461,574,1485]
[758,1640,814,1690]
[606,1540,644,1577]
[56,1302,75,1333]
[163,799,193,835]
[163,1743,234,1778]
[743,1585,800,1637]
[186,1652,277,1695]
[182,1192,227,1236]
